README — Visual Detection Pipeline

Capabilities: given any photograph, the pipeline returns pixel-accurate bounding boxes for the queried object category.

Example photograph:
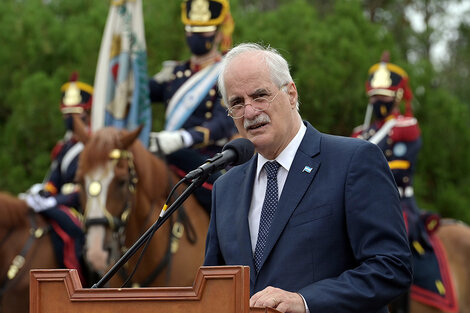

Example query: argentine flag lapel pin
[303,166,313,173]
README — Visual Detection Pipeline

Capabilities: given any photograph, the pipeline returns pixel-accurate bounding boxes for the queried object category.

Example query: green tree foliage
[440,22,470,104]
[0,0,469,223]
[0,0,107,192]
[409,59,470,219]
[234,0,398,134]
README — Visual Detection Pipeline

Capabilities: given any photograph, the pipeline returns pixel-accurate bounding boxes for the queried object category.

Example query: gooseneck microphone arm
[185,137,255,181]
[91,138,255,288]
[91,174,207,288]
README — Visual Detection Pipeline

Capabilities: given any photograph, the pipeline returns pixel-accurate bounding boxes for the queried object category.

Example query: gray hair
[218,43,298,109]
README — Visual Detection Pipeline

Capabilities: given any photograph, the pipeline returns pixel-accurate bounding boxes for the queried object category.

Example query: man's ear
[287,82,298,107]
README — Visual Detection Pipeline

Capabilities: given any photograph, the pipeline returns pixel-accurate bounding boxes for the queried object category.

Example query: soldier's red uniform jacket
[352,112,421,195]
[352,113,427,243]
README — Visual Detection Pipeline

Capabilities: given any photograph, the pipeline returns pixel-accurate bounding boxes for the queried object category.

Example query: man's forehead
[227,84,273,98]
[228,51,264,67]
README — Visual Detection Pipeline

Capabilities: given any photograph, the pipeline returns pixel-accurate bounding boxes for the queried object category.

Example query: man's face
[224,52,299,159]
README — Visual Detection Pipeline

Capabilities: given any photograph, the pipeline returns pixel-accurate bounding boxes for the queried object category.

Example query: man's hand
[250,286,307,313]
[149,130,185,155]
[24,194,57,212]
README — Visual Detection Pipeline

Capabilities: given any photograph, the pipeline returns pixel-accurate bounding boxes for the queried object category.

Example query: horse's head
[76,122,142,274]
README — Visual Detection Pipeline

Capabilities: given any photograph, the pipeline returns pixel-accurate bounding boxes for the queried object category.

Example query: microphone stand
[91,174,208,288]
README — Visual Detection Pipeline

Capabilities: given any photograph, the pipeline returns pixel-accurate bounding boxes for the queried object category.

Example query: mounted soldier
[352,52,457,313]
[21,73,93,286]
[148,0,237,213]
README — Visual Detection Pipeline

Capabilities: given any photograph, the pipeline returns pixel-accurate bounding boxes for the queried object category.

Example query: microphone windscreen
[222,138,255,166]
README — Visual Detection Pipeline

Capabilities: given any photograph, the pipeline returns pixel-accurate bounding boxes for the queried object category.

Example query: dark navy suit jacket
[204,122,412,313]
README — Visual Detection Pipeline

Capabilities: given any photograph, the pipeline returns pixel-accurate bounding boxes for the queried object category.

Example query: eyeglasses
[226,85,287,119]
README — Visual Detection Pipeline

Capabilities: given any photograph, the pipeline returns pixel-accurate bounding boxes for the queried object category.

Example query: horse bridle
[83,148,198,287]
[84,149,137,233]
[0,212,49,296]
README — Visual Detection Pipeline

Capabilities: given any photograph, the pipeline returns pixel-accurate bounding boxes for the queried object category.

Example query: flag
[91,0,151,147]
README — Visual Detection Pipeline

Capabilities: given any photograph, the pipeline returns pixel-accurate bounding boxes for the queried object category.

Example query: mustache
[244,113,271,129]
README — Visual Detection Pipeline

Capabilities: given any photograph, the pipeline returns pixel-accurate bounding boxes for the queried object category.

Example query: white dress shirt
[248,123,307,252]
[247,123,310,312]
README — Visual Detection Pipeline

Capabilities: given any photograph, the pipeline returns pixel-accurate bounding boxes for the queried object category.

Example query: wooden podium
[30,266,281,313]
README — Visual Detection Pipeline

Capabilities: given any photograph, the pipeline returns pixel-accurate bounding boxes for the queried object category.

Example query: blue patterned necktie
[253,161,281,273]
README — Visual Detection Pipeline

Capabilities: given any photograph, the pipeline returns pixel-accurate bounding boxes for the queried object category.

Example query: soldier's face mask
[64,113,87,131]
[64,115,74,131]
[372,99,395,119]
[186,32,216,56]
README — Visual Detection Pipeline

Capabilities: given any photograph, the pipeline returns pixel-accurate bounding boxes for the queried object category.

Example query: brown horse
[410,219,470,313]
[0,191,58,313]
[75,125,209,288]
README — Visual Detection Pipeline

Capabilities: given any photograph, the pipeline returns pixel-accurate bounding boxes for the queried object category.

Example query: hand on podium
[250,286,307,313]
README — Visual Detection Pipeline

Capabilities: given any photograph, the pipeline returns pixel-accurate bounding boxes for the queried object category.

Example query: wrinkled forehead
[224,53,273,96]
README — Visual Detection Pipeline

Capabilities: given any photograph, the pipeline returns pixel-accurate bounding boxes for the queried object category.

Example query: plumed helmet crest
[60,72,93,114]
[366,51,413,116]
[181,0,234,52]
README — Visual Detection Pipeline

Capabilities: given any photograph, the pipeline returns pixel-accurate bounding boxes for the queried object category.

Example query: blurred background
[0,0,469,222]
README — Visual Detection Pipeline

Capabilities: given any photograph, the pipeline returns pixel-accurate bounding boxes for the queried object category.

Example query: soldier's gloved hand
[149,130,190,155]
[24,194,57,212]
[18,183,44,200]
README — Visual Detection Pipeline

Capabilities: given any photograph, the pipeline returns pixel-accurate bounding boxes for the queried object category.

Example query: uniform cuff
[180,129,194,148]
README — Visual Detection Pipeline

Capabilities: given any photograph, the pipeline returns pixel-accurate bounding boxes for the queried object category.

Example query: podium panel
[30,266,280,313]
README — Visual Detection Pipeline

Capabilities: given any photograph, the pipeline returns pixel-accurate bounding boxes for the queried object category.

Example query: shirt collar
[256,123,307,177]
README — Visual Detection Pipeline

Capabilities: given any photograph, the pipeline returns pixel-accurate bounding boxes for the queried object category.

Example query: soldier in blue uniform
[352,52,438,313]
[22,73,93,285]
[148,0,237,213]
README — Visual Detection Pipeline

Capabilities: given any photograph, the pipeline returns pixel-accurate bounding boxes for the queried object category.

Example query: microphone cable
[120,177,187,287]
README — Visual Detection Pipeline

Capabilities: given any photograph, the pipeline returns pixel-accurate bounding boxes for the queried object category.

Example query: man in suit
[203,43,412,313]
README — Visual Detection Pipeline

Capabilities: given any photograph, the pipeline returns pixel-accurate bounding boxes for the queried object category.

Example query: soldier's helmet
[366,51,413,116]
[60,72,93,114]
[181,0,234,52]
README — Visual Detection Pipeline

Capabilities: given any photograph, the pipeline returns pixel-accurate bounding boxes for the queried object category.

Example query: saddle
[43,206,87,285]
[409,213,459,312]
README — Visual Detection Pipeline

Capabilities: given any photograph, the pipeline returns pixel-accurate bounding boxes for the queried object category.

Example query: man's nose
[243,102,258,119]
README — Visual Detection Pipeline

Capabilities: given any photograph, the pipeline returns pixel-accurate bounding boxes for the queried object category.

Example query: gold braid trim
[193,126,211,148]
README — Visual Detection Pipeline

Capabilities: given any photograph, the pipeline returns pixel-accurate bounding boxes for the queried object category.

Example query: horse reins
[0,212,49,296]
[135,172,198,287]
[84,149,135,233]
[118,157,198,288]
[83,148,199,288]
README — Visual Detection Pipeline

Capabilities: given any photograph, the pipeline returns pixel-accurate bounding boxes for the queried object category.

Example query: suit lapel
[257,123,322,272]
[233,156,258,284]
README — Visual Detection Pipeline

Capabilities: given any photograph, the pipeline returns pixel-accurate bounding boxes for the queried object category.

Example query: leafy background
[1,0,469,222]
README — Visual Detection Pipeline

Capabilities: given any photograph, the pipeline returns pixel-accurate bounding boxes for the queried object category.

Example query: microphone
[184,138,255,181]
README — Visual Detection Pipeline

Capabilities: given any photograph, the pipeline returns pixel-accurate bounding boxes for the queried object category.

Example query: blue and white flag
[91,0,151,147]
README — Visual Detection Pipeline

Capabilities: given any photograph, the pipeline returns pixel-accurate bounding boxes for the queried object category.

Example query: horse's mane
[129,136,170,202]
[77,127,122,178]
[0,192,30,227]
